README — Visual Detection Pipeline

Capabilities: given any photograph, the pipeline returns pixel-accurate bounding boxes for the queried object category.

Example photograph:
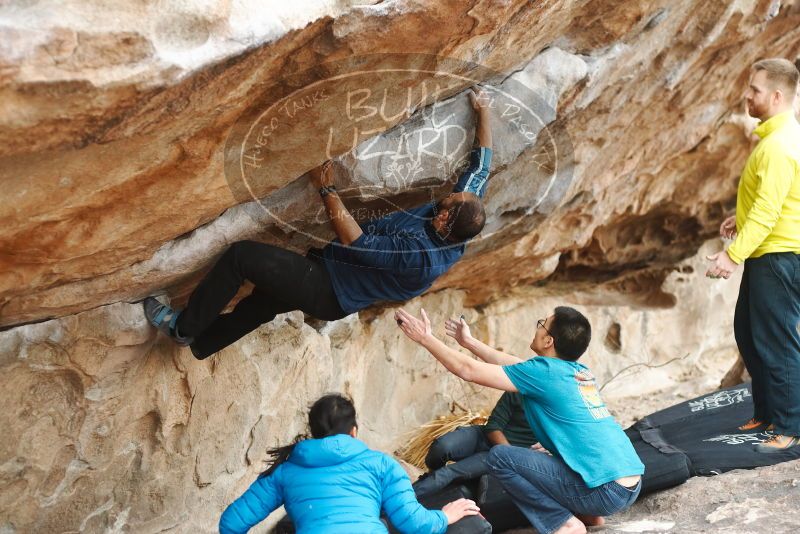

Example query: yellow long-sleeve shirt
[727,110,800,264]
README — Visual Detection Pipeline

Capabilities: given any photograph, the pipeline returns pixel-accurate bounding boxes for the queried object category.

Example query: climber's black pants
[177,240,346,359]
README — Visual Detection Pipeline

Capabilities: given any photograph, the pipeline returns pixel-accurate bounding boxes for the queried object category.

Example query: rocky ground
[605,460,800,534]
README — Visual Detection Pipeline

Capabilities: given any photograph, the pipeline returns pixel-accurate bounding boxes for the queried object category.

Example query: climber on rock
[143,87,493,359]
[395,306,644,534]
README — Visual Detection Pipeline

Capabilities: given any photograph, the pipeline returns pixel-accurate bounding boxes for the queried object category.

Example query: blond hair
[752,58,800,96]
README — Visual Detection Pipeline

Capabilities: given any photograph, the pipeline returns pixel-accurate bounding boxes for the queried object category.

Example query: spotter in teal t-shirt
[503,356,644,488]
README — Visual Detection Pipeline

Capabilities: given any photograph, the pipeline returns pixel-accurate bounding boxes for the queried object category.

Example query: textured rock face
[2,0,800,326]
[3,0,800,532]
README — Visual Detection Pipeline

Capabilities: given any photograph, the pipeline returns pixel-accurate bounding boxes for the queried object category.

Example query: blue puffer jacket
[219,434,448,534]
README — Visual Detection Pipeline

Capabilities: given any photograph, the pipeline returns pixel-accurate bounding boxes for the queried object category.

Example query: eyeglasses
[537,319,554,339]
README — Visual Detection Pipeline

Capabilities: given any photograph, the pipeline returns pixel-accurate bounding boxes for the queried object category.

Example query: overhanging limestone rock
[3,0,798,327]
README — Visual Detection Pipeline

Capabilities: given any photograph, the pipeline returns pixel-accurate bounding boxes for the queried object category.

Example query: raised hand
[442,498,481,525]
[445,316,473,347]
[394,308,432,343]
[310,160,334,189]
[468,87,490,112]
[719,215,737,239]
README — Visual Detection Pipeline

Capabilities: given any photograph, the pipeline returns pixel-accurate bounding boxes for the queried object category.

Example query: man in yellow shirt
[706,58,800,452]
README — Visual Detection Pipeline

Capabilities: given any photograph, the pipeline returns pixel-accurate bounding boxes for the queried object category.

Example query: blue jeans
[735,253,800,435]
[487,445,640,534]
[414,425,491,497]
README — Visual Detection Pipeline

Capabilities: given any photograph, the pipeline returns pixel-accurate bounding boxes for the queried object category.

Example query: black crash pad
[626,382,800,478]
[475,475,527,533]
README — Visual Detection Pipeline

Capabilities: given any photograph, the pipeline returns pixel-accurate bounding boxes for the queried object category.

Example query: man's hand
[705,250,739,280]
[531,442,552,455]
[720,215,737,239]
[395,308,433,344]
[309,160,334,190]
[441,498,481,525]
[468,87,490,112]
[396,309,519,392]
[445,316,474,347]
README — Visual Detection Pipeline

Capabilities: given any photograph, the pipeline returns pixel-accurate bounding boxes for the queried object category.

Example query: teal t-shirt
[503,356,644,488]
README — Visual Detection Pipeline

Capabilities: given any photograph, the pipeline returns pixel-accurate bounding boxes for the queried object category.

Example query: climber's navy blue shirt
[322,147,492,314]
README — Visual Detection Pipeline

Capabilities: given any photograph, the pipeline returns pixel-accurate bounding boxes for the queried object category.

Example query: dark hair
[260,394,357,477]
[549,306,592,361]
[447,197,486,241]
[308,393,357,438]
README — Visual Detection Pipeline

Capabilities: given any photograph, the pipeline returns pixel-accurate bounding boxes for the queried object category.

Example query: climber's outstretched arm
[452,88,494,198]
[310,161,363,246]
[469,87,492,150]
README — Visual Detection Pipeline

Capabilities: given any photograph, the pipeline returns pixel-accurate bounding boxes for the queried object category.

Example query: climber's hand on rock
[395,308,432,343]
[469,87,490,112]
[310,160,334,189]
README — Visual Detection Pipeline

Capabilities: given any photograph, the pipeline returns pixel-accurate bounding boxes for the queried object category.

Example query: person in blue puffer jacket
[219,394,481,534]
